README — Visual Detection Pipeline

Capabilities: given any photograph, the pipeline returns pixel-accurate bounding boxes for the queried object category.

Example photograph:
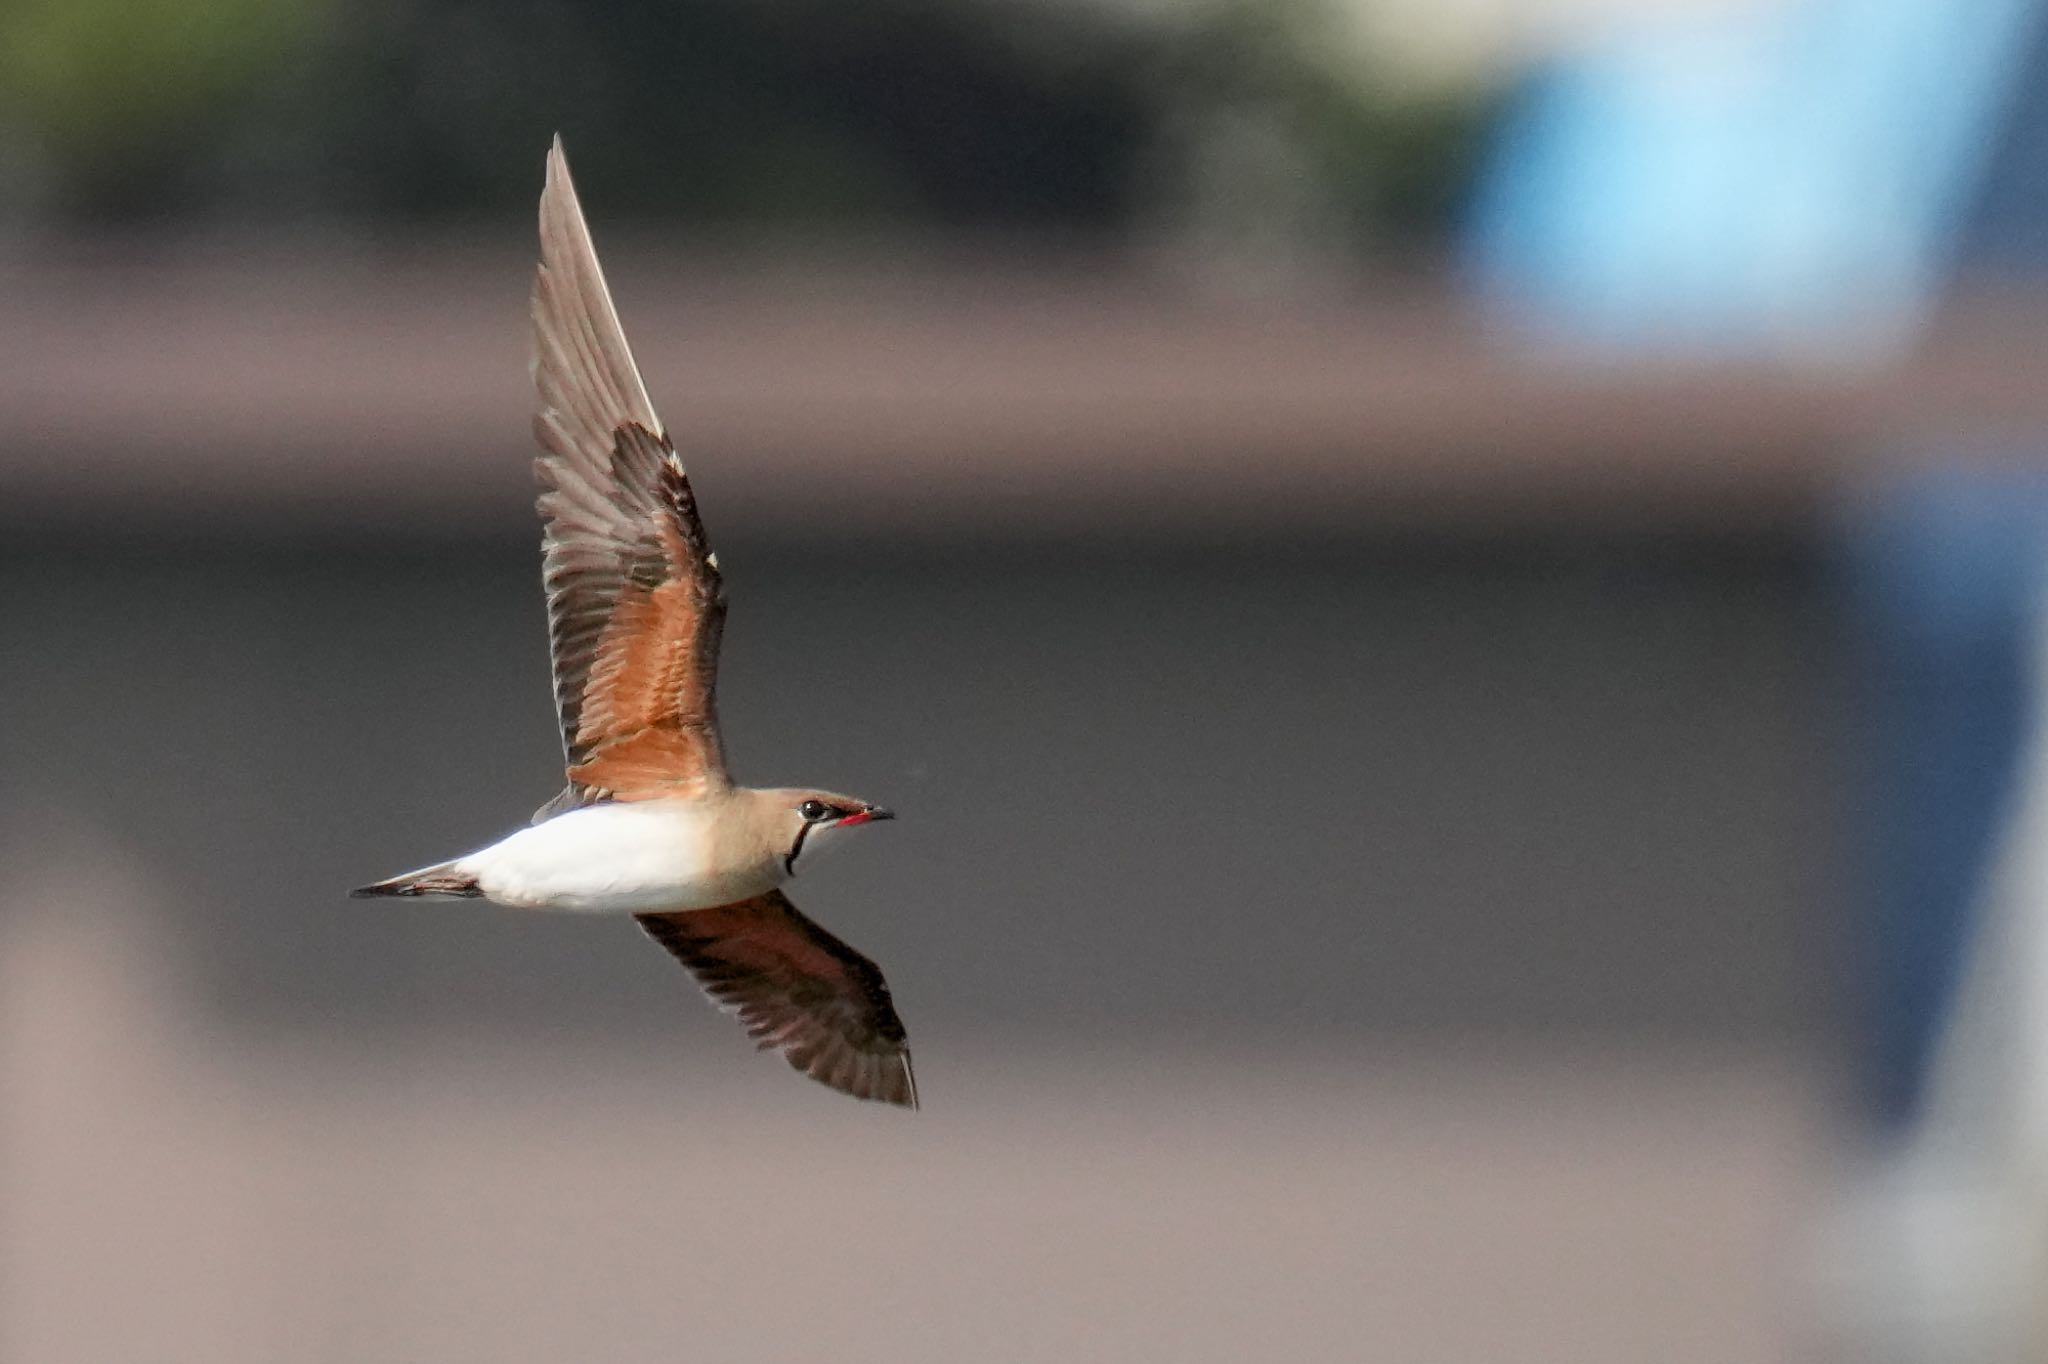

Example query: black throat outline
[784,820,818,876]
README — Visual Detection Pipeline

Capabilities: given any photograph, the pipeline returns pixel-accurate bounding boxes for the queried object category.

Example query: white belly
[456,802,775,913]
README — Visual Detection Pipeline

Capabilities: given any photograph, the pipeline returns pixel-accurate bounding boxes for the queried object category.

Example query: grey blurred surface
[0,852,1814,1364]
[0,530,1824,1049]
[21,250,2048,537]
[0,260,1838,1364]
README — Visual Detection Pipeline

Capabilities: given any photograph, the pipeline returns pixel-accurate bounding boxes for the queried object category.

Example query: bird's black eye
[798,799,830,822]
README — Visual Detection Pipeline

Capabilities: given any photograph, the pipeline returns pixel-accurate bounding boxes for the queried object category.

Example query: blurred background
[5,0,2048,1359]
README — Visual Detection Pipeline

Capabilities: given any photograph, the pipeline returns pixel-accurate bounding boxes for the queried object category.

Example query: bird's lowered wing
[636,891,918,1108]
[531,137,728,814]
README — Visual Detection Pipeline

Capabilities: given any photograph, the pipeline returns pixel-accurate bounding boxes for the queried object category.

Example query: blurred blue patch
[1837,464,2048,1132]
[1468,0,2040,357]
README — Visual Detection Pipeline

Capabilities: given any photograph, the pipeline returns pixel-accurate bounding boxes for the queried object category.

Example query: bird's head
[758,788,895,876]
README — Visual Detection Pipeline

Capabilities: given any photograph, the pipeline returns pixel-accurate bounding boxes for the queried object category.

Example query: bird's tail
[349,860,481,899]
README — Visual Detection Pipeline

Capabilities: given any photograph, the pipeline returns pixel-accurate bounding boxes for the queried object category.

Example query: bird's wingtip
[898,1052,920,1111]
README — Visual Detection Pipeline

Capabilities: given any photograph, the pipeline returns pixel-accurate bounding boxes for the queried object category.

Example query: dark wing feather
[636,891,918,1109]
[531,137,728,813]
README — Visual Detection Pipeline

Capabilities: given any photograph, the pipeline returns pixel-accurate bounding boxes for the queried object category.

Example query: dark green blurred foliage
[1135,1,1495,253]
[3,0,1493,246]
[224,0,1134,230]
[0,0,327,218]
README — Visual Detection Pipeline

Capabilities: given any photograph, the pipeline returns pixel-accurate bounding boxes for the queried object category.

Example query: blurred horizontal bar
[3,243,2039,537]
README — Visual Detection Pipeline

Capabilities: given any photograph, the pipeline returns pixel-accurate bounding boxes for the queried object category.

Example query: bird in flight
[352,138,916,1109]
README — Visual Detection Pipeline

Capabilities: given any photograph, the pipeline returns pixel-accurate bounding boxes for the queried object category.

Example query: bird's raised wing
[636,891,918,1108]
[531,137,728,815]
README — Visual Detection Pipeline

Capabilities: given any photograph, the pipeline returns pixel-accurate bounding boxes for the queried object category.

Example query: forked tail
[349,861,482,899]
